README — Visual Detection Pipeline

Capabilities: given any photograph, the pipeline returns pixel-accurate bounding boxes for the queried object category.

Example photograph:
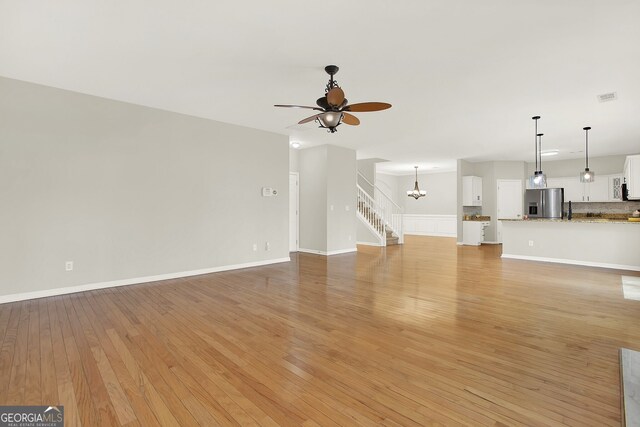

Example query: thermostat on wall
[262,187,278,197]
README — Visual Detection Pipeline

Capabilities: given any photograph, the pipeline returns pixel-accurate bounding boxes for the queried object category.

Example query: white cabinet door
[586,178,609,202]
[462,221,489,245]
[472,177,483,206]
[626,155,640,200]
[462,176,483,206]
[563,177,584,202]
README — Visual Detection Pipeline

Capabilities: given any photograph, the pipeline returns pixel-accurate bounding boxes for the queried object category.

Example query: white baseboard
[501,254,640,272]
[298,247,358,256]
[405,232,457,238]
[0,257,291,305]
[356,241,384,247]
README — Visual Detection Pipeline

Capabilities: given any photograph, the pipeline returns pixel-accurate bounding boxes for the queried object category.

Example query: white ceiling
[2,0,639,174]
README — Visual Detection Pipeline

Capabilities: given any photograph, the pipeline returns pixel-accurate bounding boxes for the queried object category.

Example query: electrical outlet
[252,243,257,251]
[265,242,270,251]
[65,261,73,271]
[348,235,352,241]
[528,240,534,247]
[330,205,334,211]
[345,205,350,211]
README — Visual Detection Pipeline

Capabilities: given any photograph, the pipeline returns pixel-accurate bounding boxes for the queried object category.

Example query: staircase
[357,173,403,246]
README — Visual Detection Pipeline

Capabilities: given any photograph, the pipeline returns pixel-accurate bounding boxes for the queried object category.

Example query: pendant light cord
[534,118,538,171]
[538,134,543,172]
[585,128,589,169]
[532,116,540,172]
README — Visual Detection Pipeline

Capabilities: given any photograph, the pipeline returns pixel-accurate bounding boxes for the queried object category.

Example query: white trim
[501,254,640,272]
[481,241,501,245]
[0,257,291,305]
[289,172,300,252]
[298,247,358,256]
[402,214,457,238]
[404,231,456,237]
[356,241,384,246]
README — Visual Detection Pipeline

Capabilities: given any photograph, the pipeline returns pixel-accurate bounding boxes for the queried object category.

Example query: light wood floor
[1,236,639,426]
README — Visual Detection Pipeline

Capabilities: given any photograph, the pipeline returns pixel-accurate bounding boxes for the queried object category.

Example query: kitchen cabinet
[625,155,640,200]
[462,176,483,206]
[584,178,609,202]
[547,174,623,202]
[462,221,490,246]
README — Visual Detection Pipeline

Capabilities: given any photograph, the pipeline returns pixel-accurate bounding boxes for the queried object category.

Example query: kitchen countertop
[463,216,490,221]
[501,218,640,224]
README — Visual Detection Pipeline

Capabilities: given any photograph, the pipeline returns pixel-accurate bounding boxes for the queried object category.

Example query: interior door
[496,179,523,243]
[289,173,299,252]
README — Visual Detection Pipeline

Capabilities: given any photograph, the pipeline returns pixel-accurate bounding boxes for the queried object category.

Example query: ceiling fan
[275,65,392,133]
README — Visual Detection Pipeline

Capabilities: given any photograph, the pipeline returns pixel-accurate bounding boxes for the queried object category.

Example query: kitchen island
[501,219,640,271]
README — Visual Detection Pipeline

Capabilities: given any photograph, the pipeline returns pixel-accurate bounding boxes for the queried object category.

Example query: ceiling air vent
[597,92,617,102]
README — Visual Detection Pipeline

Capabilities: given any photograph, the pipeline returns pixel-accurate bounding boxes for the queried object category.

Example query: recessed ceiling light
[541,149,559,157]
[290,141,301,149]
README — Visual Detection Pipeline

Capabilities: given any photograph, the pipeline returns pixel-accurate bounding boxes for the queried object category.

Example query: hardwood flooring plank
[47,298,82,427]
[5,301,30,405]
[0,305,21,402]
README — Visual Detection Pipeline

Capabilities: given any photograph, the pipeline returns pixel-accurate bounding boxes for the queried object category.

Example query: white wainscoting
[403,214,457,238]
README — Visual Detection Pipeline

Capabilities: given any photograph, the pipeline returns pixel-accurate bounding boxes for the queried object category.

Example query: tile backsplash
[563,201,640,214]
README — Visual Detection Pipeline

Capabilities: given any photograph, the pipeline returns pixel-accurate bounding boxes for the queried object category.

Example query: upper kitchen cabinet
[462,176,483,206]
[547,174,623,202]
[625,155,640,200]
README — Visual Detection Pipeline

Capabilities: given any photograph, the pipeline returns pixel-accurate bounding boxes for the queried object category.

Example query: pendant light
[529,116,547,188]
[407,166,426,199]
[579,126,595,182]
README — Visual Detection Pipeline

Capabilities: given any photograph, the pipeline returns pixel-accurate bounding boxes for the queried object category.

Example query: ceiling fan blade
[274,104,323,111]
[316,97,330,110]
[342,112,360,126]
[344,102,392,112]
[327,87,345,107]
[298,114,321,125]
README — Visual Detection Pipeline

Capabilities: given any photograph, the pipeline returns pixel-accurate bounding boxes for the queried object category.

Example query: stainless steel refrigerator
[525,188,564,219]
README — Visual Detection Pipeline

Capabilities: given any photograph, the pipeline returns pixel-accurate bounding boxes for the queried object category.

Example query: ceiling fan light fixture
[317,111,343,130]
[274,65,391,133]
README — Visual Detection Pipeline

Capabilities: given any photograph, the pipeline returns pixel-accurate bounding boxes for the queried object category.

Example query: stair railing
[357,185,386,245]
[357,172,404,244]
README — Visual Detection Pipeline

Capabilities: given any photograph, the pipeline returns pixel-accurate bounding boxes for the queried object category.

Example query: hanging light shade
[580,126,595,183]
[316,111,343,132]
[529,116,547,189]
[407,166,427,199]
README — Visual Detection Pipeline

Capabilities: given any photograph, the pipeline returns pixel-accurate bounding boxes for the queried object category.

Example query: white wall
[399,172,457,215]
[357,158,378,197]
[299,146,328,252]
[289,147,299,172]
[376,171,457,215]
[0,77,289,299]
[327,146,357,252]
[299,145,356,254]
